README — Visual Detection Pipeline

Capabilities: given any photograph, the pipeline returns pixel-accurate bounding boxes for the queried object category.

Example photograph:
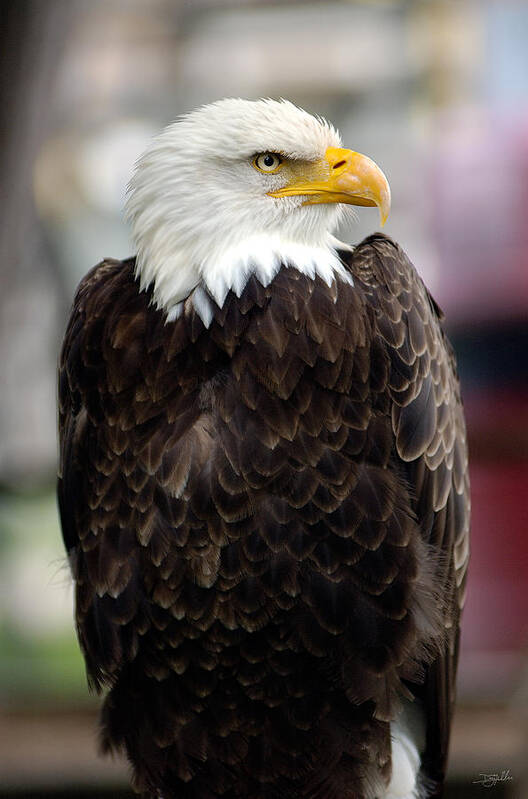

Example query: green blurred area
[0,488,91,708]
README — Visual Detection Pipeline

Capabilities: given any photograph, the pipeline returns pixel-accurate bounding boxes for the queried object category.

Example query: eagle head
[125,98,390,316]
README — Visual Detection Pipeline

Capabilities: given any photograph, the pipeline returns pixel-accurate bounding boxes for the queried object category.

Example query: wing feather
[344,234,470,790]
[58,258,215,690]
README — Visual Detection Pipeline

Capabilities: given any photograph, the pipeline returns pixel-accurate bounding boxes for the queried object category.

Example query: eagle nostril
[333,160,346,170]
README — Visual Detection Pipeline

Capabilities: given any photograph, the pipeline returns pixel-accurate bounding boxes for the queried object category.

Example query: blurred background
[1,0,527,796]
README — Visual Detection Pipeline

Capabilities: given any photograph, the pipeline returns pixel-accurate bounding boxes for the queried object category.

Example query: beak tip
[378,188,391,228]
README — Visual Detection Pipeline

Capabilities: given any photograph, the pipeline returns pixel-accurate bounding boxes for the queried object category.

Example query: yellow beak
[268,147,391,226]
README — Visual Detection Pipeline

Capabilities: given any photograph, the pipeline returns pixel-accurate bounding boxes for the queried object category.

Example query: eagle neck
[137,232,354,327]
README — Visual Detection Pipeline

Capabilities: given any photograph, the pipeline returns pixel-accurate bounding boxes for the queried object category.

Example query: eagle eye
[253,152,283,174]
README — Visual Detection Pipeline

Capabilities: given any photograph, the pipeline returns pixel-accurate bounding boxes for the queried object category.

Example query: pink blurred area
[431,109,528,325]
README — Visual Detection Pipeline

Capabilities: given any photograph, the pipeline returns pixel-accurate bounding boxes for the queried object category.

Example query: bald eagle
[58,99,469,799]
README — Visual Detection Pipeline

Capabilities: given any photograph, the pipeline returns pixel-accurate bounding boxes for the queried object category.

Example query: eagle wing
[343,234,470,790]
[58,258,217,689]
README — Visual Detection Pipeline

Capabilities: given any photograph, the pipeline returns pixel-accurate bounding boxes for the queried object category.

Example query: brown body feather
[58,234,469,798]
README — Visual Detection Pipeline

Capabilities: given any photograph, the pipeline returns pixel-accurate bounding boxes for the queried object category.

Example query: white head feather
[125,98,352,323]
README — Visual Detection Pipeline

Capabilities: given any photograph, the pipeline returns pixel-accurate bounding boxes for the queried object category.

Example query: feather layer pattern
[58,234,469,799]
